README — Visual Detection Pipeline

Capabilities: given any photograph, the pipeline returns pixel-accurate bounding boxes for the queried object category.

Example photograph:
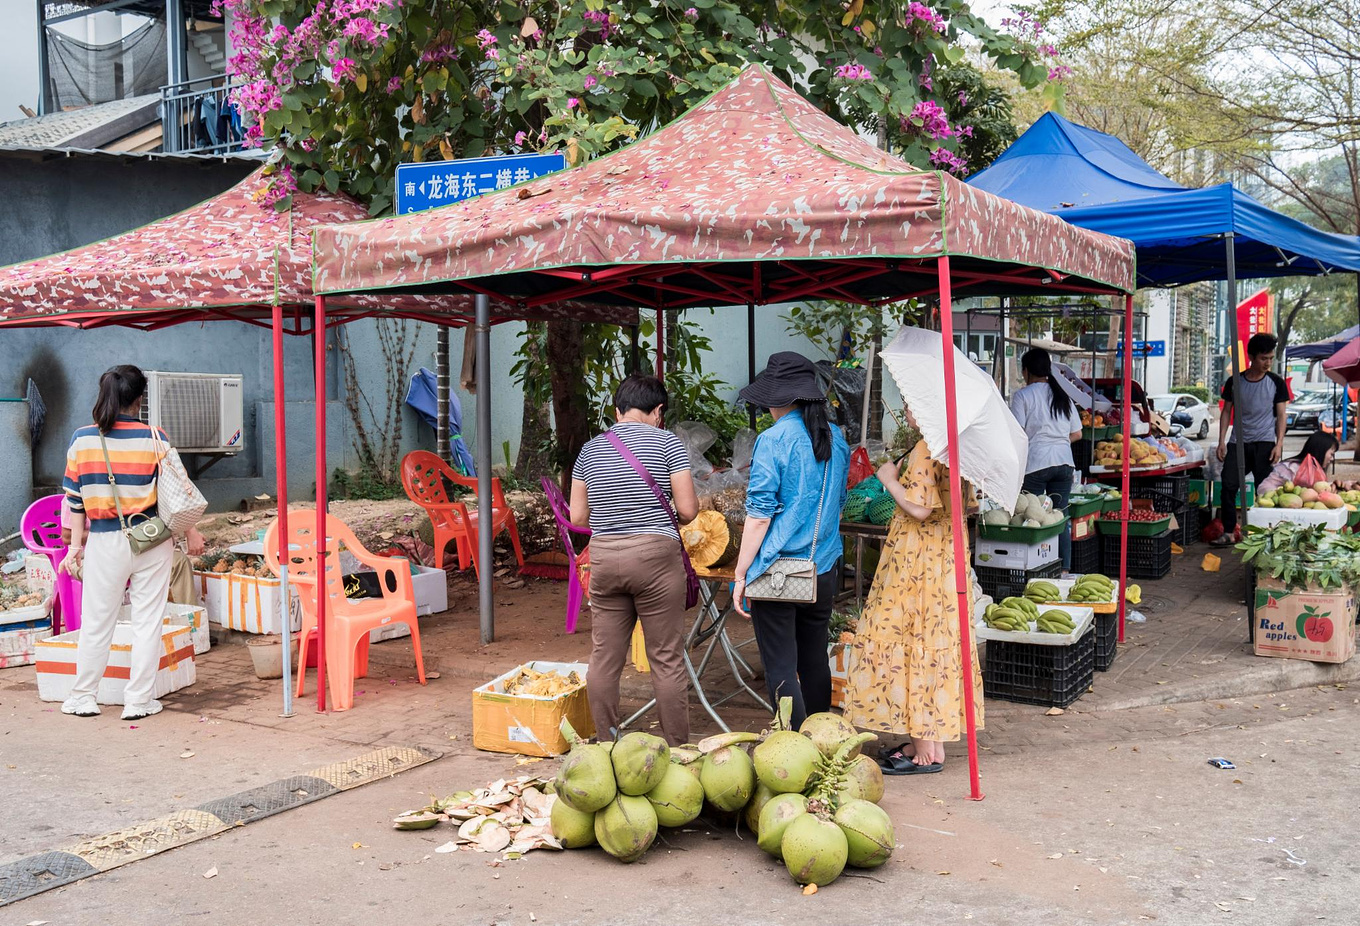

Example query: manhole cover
[1138,594,1174,613]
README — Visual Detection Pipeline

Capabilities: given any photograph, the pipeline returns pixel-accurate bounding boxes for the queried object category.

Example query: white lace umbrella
[881,325,1029,513]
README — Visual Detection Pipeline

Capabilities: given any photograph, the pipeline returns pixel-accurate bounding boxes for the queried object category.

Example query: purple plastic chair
[20,494,82,634]
[541,477,590,634]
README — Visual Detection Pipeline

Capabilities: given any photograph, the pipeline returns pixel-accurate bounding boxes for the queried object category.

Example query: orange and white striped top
[63,416,167,533]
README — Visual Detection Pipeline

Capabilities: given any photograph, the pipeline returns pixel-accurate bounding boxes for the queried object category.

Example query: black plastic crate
[1072,439,1093,473]
[1094,610,1119,671]
[1174,505,1201,546]
[1100,530,1172,579]
[1071,536,1100,574]
[983,625,1096,708]
[976,560,1063,602]
[1131,474,1189,502]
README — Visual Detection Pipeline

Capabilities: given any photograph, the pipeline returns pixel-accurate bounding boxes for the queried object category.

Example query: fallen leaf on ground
[203,867,218,879]
[1045,707,1065,716]
[180,750,195,759]
[936,870,950,875]
[352,842,367,849]
[1047,853,1064,860]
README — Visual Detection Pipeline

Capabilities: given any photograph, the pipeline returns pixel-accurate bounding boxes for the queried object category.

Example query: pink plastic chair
[541,477,590,635]
[20,495,82,634]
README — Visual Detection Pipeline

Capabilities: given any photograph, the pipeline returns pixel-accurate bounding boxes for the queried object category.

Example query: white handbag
[745,461,831,604]
[152,429,208,534]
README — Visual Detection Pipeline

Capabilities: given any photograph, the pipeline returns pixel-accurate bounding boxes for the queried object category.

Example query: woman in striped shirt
[58,365,176,721]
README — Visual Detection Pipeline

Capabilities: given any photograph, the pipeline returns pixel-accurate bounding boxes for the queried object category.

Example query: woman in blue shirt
[731,353,849,730]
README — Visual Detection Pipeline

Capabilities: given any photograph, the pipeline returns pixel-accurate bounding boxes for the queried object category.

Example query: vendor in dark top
[1214,333,1289,544]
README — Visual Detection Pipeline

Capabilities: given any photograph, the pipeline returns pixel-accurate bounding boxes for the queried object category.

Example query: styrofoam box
[367,566,449,643]
[974,536,1060,571]
[36,622,196,704]
[195,570,302,634]
[0,594,52,630]
[975,604,1095,646]
[119,602,210,655]
[1247,507,1349,531]
[0,621,51,668]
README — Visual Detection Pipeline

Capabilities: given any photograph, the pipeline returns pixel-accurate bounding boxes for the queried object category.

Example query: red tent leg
[271,302,294,717]
[314,295,328,712]
[1119,294,1133,643]
[936,257,984,802]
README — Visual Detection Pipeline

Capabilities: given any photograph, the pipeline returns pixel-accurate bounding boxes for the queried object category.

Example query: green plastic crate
[1068,496,1104,519]
[1187,479,1208,506]
[977,516,1068,543]
[1095,514,1172,537]
[1208,482,1255,508]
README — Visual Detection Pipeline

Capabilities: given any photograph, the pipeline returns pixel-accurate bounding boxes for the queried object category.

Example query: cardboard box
[0,621,51,668]
[472,661,593,757]
[974,536,1060,571]
[1071,513,1098,542]
[35,622,196,704]
[195,570,302,635]
[1252,577,1358,664]
[119,602,210,655]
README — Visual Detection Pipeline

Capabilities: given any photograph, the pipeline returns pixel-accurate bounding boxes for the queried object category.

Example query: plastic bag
[730,428,756,475]
[1295,454,1327,488]
[1126,609,1147,623]
[673,421,716,480]
[847,446,874,489]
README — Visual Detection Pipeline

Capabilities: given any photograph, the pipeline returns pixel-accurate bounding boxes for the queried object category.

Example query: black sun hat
[738,352,827,410]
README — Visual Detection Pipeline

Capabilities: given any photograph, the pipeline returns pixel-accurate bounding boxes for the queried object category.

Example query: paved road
[7,683,1357,926]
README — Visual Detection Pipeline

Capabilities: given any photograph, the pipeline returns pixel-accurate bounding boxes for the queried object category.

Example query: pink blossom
[420,43,457,64]
[567,97,579,108]
[386,76,402,93]
[300,136,317,151]
[904,100,953,140]
[907,2,945,33]
[583,9,615,38]
[1048,64,1073,80]
[957,90,968,106]
[583,74,597,89]
[332,57,358,82]
[485,46,500,60]
[514,131,527,146]
[476,29,497,48]
[684,7,698,19]
[958,124,973,138]
[833,63,873,81]
[929,147,968,175]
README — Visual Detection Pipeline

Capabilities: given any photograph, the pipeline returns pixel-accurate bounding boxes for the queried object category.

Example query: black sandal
[877,750,944,775]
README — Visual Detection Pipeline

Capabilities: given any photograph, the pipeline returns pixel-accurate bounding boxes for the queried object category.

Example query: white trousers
[73,531,174,705]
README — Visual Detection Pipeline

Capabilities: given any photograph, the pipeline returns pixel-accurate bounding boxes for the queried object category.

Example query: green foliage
[1236,523,1360,590]
[782,300,916,362]
[331,465,409,501]
[1170,385,1209,403]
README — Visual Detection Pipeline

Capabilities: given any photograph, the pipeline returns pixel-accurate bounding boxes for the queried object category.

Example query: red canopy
[0,168,636,330]
[313,65,1136,305]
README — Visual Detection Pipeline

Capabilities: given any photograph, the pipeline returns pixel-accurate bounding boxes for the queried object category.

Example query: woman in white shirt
[1010,348,1083,569]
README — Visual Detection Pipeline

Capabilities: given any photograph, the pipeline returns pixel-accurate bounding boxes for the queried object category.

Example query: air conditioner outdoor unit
[139,372,244,455]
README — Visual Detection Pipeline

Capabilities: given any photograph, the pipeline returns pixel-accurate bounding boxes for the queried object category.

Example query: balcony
[160,75,257,156]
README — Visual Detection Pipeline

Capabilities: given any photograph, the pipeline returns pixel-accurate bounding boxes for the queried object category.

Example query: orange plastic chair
[400,450,525,576]
[264,515,426,712]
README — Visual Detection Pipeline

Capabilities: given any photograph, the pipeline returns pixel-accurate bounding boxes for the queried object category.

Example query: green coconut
[549,798,597,849]
[670,746,704,782]
[781,813,849,886]
[700,745,756,813]
[555,743,618,813]
[745,782,777,835]
[834,799,895,868]
[836,753,886,805]
[753,730,824,795]
[611,731,670,796]
[646,762,705,828]
[799,713,861,759]
[756,792,809,858]
[594,794,658,863]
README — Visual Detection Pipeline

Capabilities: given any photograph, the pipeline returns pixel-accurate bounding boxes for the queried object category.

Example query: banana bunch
[1035,609,1077,634]
[1024,579,1062,603]
[1065,573,1115,603]
[983,596,1039,632]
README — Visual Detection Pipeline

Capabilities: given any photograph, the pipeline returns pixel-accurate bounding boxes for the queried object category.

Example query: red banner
[1236,289,1274,369]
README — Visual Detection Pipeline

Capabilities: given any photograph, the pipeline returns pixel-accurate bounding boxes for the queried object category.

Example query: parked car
[1149,393,1210,440]
[1286,386,1345,433]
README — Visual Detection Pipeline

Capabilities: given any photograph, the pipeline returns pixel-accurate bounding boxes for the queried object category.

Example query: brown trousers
[586,534,690,746]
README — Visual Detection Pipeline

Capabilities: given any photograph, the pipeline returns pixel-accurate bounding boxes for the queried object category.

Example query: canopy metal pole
[436,327,451,464]
[313,295,328,712]
[935,257,983,802]
[1225,234,1248,539]
[1118,293,1133,643]
[475,295,495,644]
[747,302,757,430]
[271,300,294,717]
[655,307,665,380]
[35,0,51,115]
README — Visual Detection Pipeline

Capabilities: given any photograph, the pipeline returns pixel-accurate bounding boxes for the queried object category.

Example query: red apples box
[1253,577,1357,664]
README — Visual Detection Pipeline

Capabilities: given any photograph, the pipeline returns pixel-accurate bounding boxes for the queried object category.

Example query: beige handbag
[745,461,831,603]
[150,428,207,534]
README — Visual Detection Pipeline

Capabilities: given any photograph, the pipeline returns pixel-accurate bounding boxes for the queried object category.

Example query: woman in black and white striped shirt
[570,374,698,746]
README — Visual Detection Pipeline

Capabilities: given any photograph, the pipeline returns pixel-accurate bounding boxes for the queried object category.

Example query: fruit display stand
[1089,460,1201,478]
[976,516,1067,545]
[980,610,1097,709]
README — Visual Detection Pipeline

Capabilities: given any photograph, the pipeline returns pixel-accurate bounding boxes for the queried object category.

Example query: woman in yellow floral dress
[843,427,984,774]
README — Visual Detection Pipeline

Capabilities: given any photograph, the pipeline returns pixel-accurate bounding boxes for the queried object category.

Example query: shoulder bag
[150,428,208,533]
[99,434,173,555]
[604,430,701,610]
[745,460,830,603]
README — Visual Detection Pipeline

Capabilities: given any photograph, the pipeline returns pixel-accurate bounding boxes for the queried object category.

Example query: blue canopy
[1285,324,1360,361]
[968,112,1360,287]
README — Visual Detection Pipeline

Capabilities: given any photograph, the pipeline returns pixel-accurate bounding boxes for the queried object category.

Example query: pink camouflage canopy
[312,65,1136,307]
[0,168,637,331]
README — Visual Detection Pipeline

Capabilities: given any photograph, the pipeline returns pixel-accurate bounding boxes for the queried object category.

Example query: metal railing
[160,74,253,155]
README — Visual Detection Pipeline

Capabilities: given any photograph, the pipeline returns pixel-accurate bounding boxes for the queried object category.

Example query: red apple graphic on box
[1296,605,1335,643]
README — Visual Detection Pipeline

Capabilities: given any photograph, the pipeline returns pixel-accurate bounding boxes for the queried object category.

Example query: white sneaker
[121,700,164,720]
[61,694,101,717]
